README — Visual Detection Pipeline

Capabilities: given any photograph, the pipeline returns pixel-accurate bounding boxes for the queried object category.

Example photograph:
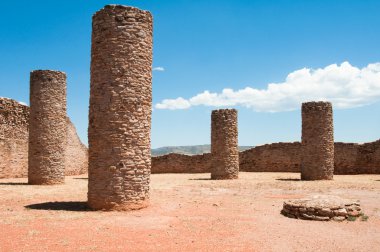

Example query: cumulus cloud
[19,101,27,106]
[153,66,165,72]
[155,62,380,112]
[155,97,191,110]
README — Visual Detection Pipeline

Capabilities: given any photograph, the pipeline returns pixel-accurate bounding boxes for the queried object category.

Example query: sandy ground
[0,172,380,252]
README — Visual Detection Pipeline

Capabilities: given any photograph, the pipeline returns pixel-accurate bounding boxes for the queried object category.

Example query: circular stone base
[281,195,362,221]
[88,200,149,211]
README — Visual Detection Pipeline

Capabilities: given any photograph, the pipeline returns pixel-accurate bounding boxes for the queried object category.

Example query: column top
[30,70,66,75]
[93,4,152,18]
[302,101,332,111]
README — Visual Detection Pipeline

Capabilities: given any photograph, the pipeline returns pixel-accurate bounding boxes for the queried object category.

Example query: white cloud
[153,66,165,72]
[155,97,191,110]
[19,101,27,106]
[155,62,380,112]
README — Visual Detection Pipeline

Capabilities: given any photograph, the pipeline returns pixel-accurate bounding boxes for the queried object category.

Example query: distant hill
[151,145,253,156]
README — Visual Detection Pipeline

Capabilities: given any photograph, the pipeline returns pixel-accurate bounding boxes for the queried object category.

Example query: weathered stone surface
[28,70,67,185]
[239,142,301,172]
[282,195,362,221]
[301,101,334,180]
[211,109,239,180]
[152,153,211,173]
[0,98,29,179]
[88,5,153,211]
[0,98,88,179]
[151,140,380,174]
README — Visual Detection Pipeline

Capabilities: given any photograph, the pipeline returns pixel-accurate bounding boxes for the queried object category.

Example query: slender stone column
[301,101,334,180]
[211,109,239,179]
[28,70,67,185]
[88,5,153,210]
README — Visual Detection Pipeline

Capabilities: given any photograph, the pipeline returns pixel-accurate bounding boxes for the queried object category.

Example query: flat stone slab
[281,195,362,221]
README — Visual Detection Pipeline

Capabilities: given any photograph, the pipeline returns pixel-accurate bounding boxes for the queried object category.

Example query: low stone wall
[152,153,212,173]
[282,196,362,221]
[152,141,380,175]
[239,142,301,172]
[0,98,88,178]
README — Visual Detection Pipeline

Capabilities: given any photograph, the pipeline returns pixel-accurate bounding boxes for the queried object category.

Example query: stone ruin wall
[151,141,380,175]
[152,153,212,173]
[0,97,88,179]
[0,98,29,178]
[1,99,378,178]
[239,142,301,172]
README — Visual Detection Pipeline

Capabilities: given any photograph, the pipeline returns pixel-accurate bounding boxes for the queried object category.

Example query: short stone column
[301,101,334,180]
[211,109,239,179]
[28,70,67,185]
[88,5,153,210]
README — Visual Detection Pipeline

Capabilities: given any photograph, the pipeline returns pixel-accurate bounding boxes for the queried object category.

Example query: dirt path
[1,172,380,251]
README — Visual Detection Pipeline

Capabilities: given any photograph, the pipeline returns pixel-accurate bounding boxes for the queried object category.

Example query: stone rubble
[282,195,362,221]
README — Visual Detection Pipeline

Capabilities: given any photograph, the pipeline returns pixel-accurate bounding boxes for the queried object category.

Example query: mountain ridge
[151,144,253,157]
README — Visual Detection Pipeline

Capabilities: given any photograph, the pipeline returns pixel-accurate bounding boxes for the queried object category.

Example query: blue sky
[0,0,379,148]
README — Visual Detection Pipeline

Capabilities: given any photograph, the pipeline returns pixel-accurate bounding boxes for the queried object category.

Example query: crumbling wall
[355,140,380,174]
[0,98,29,178]
[152,153,212,173]
[65,118,88,176]
[239,142,301,172]
[151,140,380,175]
[0,97,87,178]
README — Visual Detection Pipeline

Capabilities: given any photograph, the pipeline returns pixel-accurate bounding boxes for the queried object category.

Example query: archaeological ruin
[0,97,88,179]
[211,109,239,179]
[28,70,68,185]
[151,140,380,174]
[301,101,334,180]
[281,195,362,221]
[88,5,153,211]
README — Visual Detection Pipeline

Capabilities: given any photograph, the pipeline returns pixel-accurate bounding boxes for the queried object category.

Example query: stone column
[28,70,67,185]
[88,5,153,211]
[211,109,239,179]
[301,101,334,180]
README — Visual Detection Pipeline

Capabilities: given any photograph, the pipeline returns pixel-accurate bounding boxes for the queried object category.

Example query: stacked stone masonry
[301,102,334,180]
[282,196,362,221]
[151,140,380,175]
[0,97,87,179]
[88,5,153,211]
[28,70,67,185]
[211,109,239,179]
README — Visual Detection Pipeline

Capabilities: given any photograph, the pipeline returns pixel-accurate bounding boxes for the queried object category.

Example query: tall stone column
[211,109,239,179]
[301,101,334,180]
[88,5,153,211]
[28,70,67,185]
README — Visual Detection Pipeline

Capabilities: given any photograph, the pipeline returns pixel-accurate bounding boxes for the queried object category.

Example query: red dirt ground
[1,172,380,251]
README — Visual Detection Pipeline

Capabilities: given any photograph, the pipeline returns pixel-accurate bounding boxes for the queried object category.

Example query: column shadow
[0,182,28,185]
[25,201,91,211]
[276,178,301,181]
